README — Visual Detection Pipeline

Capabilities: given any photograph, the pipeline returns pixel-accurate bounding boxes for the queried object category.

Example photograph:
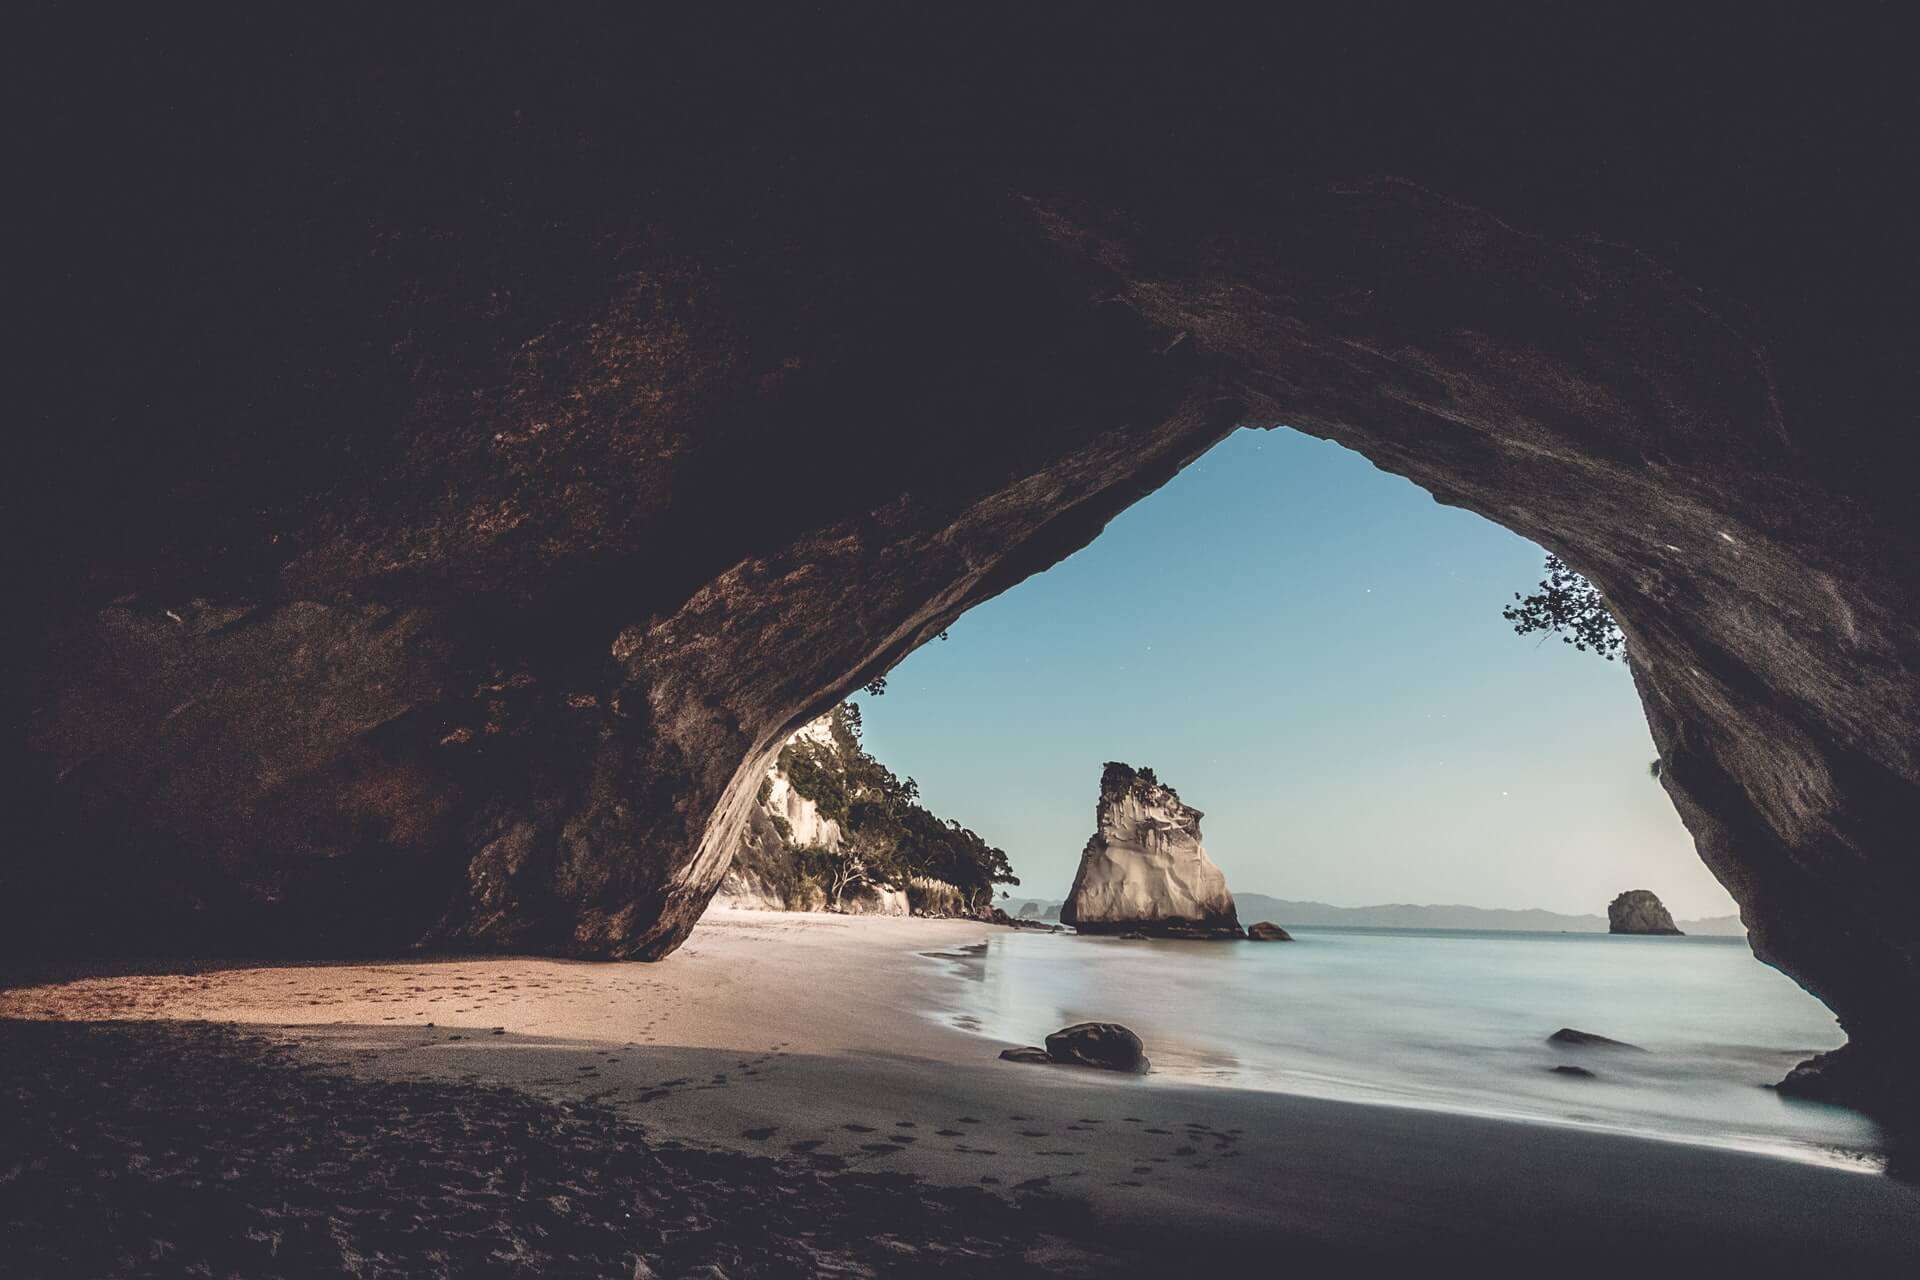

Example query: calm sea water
[927,926,1885,1171]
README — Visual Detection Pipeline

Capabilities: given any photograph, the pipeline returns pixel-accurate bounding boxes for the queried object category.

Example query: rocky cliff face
[1060,765,1242,938]
[713,717,843,913]
[713,711,975,919]
[13,11,1920,1095]
[1608,890,1684,936]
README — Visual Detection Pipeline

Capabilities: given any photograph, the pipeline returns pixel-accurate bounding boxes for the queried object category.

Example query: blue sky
[857,427,1738,920]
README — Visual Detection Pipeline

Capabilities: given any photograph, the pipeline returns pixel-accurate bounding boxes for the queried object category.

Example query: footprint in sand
[859,1143,905,1155]
[1143,1127,1171,1135]
[740,1127,778,1141]
[1017,1129,1048,1138]
[842,1122,876,1133]
[1012,1176,1052,1192]
[787,1139,825,1153]
[933,1129,963,1137]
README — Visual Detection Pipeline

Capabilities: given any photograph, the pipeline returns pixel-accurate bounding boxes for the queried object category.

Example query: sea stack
[1608,890,1684,935]
[1060,763,1243,939]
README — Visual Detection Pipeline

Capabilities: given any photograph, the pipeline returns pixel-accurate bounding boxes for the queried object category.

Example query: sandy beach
[5,908,1918,1273]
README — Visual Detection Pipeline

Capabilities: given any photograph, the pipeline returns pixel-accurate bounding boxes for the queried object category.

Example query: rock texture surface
[1549,1029,1646,1053]
[12,10,1920,1095]
[1060,765,1242,939]
[1247,922,1293,942]
[714,716,842,913]
[1042,1023,1151,1074]
[1608,891,1684,936]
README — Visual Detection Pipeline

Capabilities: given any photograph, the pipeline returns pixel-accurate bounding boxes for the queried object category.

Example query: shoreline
[5,907,1917,1268]
[918,933,1880,1176]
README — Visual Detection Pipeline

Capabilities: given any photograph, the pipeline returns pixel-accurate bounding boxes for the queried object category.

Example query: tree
[778,703,1017,909]
[1503,554,1625,660]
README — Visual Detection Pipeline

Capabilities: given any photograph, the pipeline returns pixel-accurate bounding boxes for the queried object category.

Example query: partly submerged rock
[1549,1028,1647,1052]
[998,1045,1054,1065]
[1060,763,1242,939]
[1550,1065,1597,1078]
[1608,890,1684,936]
[1043,1022,1150,1073]
[1773,1042,1916,1130]
[1247,921,1293,941]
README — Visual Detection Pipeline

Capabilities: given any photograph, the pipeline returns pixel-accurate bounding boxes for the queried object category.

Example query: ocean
[928,926,1885,1171]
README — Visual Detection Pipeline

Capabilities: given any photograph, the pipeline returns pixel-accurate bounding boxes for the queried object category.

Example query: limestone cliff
[1609,890,1685,936]
[713,709,993,919]
[1060,764,1242,938]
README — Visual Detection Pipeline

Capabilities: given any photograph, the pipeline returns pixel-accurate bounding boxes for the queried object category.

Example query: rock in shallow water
[1549,1028,1646,1052]
[1607,890,1684,936]
[1043,1022,1151,1073]
[998,1046,1054,1065]
[1247,921,1292,941]
[1060,764,1243,939]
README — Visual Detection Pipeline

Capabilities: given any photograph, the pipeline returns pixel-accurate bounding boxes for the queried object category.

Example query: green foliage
[1503,554,1625,660]
[778,703,1017,908]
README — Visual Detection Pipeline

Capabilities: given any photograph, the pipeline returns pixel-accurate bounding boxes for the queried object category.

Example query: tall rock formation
[1061,764,1242,939]
[1609,890,1684,936]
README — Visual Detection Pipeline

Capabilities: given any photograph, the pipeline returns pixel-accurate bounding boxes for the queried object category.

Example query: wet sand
[5,907,1918,1272]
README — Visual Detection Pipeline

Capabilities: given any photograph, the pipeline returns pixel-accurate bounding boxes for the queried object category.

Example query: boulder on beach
[1059,763,1243,939]
[1247,921,1292,941]
[1549,1028,1646,1052]
[1043,1021,1151,1073]
[1607,889,1684,935]
[998,1045,1053,1065]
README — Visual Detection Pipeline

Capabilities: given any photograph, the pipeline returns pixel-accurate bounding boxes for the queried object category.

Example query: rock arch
[14,11,1917,1094]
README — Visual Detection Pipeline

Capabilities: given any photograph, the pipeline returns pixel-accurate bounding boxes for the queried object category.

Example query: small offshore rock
[1607,889,1684,935]
[1044,1022,1150,1073]
[1247,921,1293,941]
[1550,1065,1597,1078]
[999,1045,1054,1065]
[1549,1028,1646,1052]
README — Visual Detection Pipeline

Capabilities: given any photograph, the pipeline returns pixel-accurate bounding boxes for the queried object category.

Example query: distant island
[1005,893,1744,937]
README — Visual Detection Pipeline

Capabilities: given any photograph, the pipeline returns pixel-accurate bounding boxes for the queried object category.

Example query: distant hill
[1235,893,1746,936]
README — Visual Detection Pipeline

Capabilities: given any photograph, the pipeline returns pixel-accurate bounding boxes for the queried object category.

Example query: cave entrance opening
[851,425,1732,934]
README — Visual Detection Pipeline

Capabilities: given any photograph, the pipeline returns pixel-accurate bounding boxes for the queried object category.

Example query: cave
[13,10,1918,1111]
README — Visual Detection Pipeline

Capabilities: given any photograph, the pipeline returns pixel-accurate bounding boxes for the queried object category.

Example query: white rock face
[1061,763,1242,937]
[762,768,844,852]
[714,713,843,909]
[839,883,910,916]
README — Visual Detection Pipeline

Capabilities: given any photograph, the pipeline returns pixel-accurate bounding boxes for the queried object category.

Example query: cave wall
[12,12,1919,1061]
